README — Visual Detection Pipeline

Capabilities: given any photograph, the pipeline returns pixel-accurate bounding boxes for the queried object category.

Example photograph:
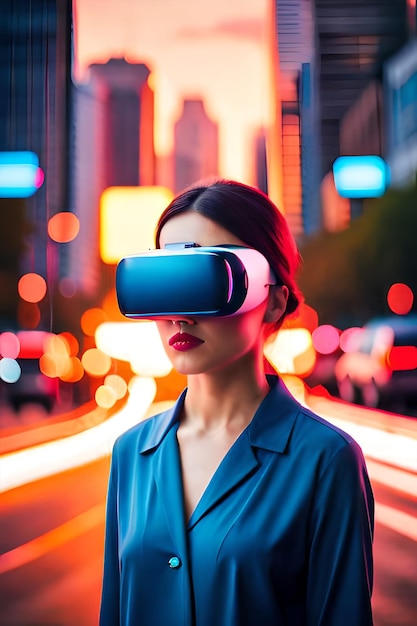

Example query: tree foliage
[298,182,417,328]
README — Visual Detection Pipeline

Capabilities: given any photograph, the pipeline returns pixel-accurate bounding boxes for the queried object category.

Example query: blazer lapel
[153,424,189,557]
[187,377,299,530]
[188,431,259,529]
[144,377,299,539]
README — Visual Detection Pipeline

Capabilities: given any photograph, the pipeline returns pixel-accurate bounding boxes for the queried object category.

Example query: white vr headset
[116,244,276,319]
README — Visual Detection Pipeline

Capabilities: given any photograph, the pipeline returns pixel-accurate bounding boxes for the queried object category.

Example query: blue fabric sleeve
[99,446,120,626]
[306,440,374,625]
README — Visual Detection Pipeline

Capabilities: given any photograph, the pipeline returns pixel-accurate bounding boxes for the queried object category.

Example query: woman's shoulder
[268,376,363,456]
[113,397,183,456]
[296,402,356,446]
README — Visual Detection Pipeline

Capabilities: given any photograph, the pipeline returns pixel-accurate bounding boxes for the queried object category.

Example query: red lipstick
[169,332,204,352]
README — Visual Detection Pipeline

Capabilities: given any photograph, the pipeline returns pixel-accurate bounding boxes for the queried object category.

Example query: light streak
[366,459,417,498]
[304,392,417,473]
[375,504,417,542]
[0,381,415,574]
[0,497,413,576]
[0,502,105,575]
[0,376,156,493]
[1,375,415,500]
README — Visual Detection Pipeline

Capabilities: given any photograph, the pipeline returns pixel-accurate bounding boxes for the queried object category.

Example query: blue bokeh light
[0,151,44,198]
[0,358,22,383]
[333,155,390,198]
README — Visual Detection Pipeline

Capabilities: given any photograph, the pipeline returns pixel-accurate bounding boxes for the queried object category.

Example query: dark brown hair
[155,179,303,323]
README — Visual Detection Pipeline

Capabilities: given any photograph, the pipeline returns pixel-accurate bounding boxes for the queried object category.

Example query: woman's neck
[183,361,270,433]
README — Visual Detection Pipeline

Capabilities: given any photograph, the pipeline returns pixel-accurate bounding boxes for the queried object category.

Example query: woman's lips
[168,332,204,352]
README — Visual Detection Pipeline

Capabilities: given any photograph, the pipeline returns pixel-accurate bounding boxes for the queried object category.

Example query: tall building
[0,0,73,326]
[69,82,106,296]
[384,38,417,187]
[269,0,410,236]
[87,58,155,189]
[338,2,417,188]
[314,0,409,178]
[174,99,219,193]
[322,0,414,228]
[269,0,321,239]
[69,58,156,297]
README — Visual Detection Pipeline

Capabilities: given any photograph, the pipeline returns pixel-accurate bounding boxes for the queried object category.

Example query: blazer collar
[247,375,299,452]
[138,376,299,455]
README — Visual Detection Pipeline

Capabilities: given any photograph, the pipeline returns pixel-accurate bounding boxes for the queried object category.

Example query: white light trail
[0,376,157,493]
[304,392,417,473]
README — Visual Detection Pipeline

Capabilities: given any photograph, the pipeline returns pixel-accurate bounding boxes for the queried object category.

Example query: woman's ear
[263,285,289,324]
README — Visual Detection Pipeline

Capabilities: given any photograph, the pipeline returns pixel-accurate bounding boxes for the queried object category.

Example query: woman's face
[156,211,275,377]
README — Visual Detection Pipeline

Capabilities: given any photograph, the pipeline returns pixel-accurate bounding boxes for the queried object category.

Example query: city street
[0,402,416,626]
[1,2,417,625]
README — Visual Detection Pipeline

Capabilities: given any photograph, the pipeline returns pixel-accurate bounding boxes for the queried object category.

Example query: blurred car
[335,315,417,413]
[6,330,59,413]
[7,357,58,412]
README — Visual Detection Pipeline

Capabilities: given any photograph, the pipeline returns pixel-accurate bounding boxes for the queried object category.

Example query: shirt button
[168,556,181,569]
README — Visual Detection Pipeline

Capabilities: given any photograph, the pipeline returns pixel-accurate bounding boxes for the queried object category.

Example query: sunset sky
[73,0,272,182]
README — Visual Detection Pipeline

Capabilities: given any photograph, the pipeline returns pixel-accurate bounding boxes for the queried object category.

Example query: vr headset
[116,244,276,319]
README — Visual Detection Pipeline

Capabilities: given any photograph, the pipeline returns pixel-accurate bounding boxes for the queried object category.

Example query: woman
[100,180,374,626]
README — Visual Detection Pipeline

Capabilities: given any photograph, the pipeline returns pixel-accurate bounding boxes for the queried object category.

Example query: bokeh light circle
[0,332,20,359]
[0,358,21,383]
[18,273,47,303]
[48,212,80,243]
[59,356,84,383]
[387,283,414,315]
[95,384,117,409]
[40,353,60,378]
[81,308,109,337]
[104,374,128,399]
[339,327,363,353]
[312,325,340,355]
[81,348,112,377]
[58,332,79,357]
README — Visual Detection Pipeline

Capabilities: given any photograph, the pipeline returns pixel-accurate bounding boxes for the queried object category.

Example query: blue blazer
[100,376,374,625]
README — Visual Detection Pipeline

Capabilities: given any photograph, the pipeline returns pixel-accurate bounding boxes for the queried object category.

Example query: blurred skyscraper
[0,0,73,326]
[87,58,155,189]
[269,0,411,236]
[337,2,416,182]
[70,58,155,296]
[268,0,321,239]
[174,99,219,193]
[315,0,409,178]
[316,0,411,229]
[277,0,322,238]
[384,38,417,187]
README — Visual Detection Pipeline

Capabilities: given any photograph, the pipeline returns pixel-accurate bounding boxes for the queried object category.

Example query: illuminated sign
[0,151,44,198]
[333,155,390,198]
[100,186,174,264]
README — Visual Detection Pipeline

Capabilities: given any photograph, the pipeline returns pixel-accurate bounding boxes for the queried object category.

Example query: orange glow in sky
[73,0,272,183]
